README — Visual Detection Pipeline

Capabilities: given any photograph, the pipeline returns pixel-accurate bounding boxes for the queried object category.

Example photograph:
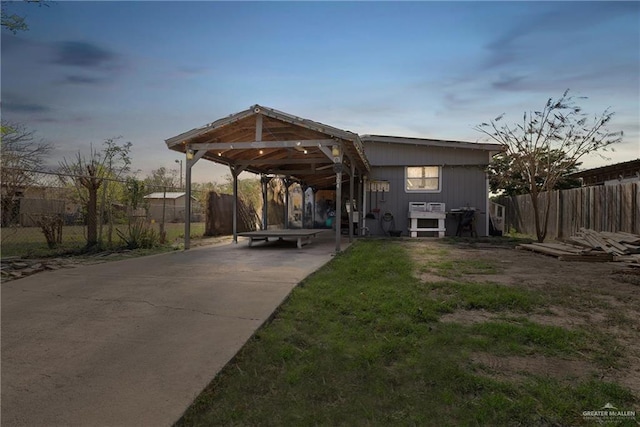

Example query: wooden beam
[255,114,263,142]
[189,139,336,151]
[235,158,327,166]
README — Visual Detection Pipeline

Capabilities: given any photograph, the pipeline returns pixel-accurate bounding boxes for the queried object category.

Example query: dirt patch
[405,239,640,397]
[440,309,498,325]
[470,352,597,383]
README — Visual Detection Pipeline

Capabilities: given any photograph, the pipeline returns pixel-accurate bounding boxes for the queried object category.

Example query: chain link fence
[1,168,206,258]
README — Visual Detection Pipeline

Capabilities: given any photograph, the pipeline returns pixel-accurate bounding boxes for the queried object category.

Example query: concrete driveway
[2,232,345,426]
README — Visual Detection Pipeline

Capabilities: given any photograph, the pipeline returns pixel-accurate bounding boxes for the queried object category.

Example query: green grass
[422,258,499,277]
[175,240,637,426]
[1,222,205,258]
[429,281,544,312]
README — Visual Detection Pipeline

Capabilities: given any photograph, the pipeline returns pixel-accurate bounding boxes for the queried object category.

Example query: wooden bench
[238,230,324,249]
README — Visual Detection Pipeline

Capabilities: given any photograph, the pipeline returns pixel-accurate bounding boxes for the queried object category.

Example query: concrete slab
[2,231,349,426]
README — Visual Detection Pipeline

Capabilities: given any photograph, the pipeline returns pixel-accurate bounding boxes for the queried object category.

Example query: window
[405,166,441,192]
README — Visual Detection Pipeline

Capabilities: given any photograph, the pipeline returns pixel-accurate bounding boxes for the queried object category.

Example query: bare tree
[1,121,53,226]
[476,90,622,242]
[58,138,132,248]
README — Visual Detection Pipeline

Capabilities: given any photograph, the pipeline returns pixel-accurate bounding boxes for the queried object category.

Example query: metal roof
[568,158,640,185]
[144,192,188,199]
[165,105,370,190]
[361,134,504,152]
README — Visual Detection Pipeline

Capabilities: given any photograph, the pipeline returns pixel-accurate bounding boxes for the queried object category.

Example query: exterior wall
[362,141,492,237]
[365,141,491,166]
[148,198,182,222]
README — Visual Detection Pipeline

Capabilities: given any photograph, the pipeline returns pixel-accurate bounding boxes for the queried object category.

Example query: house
[361,135,502,237]
[165,105,503,249]
[568,159,640,186]
[144,192,199,222]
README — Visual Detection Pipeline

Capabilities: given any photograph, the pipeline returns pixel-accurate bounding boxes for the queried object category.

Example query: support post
[185,157,192,249]
[184,148,205,250]
[332,142,344,253]
[232,166,239,243]
[301,184,309,229]
[311,187,317,228]
[357,174,363,237]
[260,175,270,230]
[335,170,342,252]
[349,162,355,242]
[283,178,293,229]
[362,176,368,236]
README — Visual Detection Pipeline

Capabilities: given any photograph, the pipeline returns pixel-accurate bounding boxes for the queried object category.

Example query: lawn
[175,239,638,426]
[0,222,205,258]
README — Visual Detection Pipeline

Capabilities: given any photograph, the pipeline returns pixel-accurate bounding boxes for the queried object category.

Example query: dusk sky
[2,1,639,183]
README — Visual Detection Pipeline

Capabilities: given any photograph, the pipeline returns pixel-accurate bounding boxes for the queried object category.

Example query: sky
[2,1,639,184]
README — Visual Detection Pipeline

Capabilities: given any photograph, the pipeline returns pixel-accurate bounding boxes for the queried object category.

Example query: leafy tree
[208,175,262,210]
[124,177,148,212]
[1,0,46,34]
[488,150,582,196]
[0,121,53,226]
[144,167,179,191]
[476,90,622,242]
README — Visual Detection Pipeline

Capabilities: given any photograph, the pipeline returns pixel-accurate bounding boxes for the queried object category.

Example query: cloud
[1,97,51,114]
[491,74,526,90]
[485,2,638,70]
[61,75,107,85]
[176,65,211,76]
[51,41,120,69]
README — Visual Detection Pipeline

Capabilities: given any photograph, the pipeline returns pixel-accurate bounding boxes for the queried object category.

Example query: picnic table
[238,229,324,249]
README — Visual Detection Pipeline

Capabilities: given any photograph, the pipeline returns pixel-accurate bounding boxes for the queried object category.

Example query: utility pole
[175,159,183,189]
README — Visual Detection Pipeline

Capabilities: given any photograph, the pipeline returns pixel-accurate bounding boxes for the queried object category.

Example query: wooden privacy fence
[497,182,639,239]
[205,192,260,236]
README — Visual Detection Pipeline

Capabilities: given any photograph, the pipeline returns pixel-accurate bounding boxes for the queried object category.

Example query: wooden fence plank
[498,182,638,238]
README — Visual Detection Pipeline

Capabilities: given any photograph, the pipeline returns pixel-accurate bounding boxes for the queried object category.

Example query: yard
[176,238,639,426]
[0,222,206,258]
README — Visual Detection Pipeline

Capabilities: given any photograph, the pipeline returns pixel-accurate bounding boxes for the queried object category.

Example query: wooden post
[185,157,192,249]
[348,162,354,242]
[357,174,363,237]
[232,166,238,243]
[556,190,563,239]
[160,186,167,244]
[184,149,205,250]
[335,170,342,252]
[301,184,309,229]
[283,178,293,229]
[260,175,270,230]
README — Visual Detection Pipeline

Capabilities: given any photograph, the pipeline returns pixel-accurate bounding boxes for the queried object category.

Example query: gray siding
[363,165,489,237]
[365,141,491,166]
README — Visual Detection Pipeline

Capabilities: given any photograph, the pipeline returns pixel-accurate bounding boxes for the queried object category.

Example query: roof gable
[165,105,370,190]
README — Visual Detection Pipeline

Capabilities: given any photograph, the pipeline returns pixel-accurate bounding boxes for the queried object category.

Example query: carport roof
[166,105,370,190]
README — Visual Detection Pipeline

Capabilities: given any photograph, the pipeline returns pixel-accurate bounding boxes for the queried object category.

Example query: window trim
[404,166,442,193]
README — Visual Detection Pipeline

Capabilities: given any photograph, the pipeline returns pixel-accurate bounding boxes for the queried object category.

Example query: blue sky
[2,1,639,183]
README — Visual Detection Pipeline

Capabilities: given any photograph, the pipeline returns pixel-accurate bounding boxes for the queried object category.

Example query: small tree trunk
[529,190,545,243]
[87,184,99,247]
[540,189,554,242]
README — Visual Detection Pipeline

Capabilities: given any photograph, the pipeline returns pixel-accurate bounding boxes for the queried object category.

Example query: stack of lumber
[517,229,640,263]
[517,242,613,262]
[565,229,640,261]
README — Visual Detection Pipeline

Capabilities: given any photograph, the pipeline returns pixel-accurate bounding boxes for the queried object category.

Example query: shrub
[116,218,159,249]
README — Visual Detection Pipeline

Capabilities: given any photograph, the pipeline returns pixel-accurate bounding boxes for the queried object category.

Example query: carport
[165,105,371,251]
